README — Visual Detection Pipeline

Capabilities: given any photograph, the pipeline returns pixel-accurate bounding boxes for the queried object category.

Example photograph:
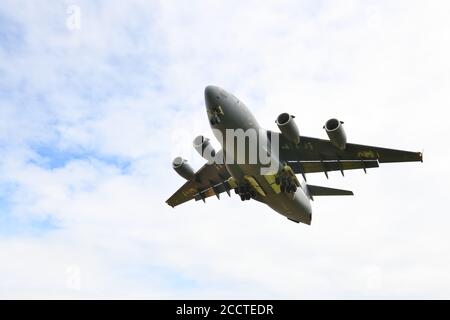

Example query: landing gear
[209,106,224,126]
[279,179,297,193]
[275,165,300,194]
[289,182,298,193]
[210,115,221,125]
[235,184,256,201]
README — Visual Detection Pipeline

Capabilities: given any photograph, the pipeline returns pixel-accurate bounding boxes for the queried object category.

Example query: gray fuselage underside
[204,86,311,223]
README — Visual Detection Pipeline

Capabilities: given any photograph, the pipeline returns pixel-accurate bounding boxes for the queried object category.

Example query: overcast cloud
[0,0,449,298]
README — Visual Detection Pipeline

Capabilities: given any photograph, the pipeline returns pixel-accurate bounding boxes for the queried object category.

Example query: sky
[0,0,449,299]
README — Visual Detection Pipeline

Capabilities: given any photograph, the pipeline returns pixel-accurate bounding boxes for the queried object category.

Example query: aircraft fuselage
[204,85,312,224]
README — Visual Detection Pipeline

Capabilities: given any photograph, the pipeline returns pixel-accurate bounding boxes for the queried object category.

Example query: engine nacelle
[324,118,347,150]
[172,157,195,180]
[276,113,300,144]
[193,135,216,162]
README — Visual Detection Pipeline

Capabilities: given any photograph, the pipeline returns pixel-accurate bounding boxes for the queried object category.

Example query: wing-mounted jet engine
[275,113,301,193]
[324,118,347,150]
[172,157,195,181]
[276,113,300,144]
[193,135,216,163]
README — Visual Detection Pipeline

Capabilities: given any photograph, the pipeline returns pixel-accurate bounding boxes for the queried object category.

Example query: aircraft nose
[204,85,220,108]
[204,85,227,126]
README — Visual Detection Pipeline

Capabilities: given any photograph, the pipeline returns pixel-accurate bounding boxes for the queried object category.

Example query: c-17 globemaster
[166,86,422,225]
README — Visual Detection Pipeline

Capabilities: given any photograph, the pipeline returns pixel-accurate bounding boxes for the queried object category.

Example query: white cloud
[0,0,449,298]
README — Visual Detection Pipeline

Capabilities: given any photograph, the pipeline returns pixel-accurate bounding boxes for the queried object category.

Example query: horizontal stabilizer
[307,184,354,196]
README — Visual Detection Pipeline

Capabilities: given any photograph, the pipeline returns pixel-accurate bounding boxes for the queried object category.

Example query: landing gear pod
[276,113,300,144]
[172,157,195,181]
[324,118,347,150]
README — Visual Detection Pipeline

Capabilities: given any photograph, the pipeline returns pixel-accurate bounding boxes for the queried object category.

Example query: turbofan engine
[172,157,195,181]
[193,135,216,162]
[324,118,347,150]
[276,113,300,144]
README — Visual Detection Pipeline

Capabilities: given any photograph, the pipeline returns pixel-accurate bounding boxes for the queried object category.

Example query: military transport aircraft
[166,86,422,225]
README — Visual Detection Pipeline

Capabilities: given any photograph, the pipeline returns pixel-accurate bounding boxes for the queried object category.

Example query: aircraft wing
[166,162,234,207]
[273,131,422,177]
